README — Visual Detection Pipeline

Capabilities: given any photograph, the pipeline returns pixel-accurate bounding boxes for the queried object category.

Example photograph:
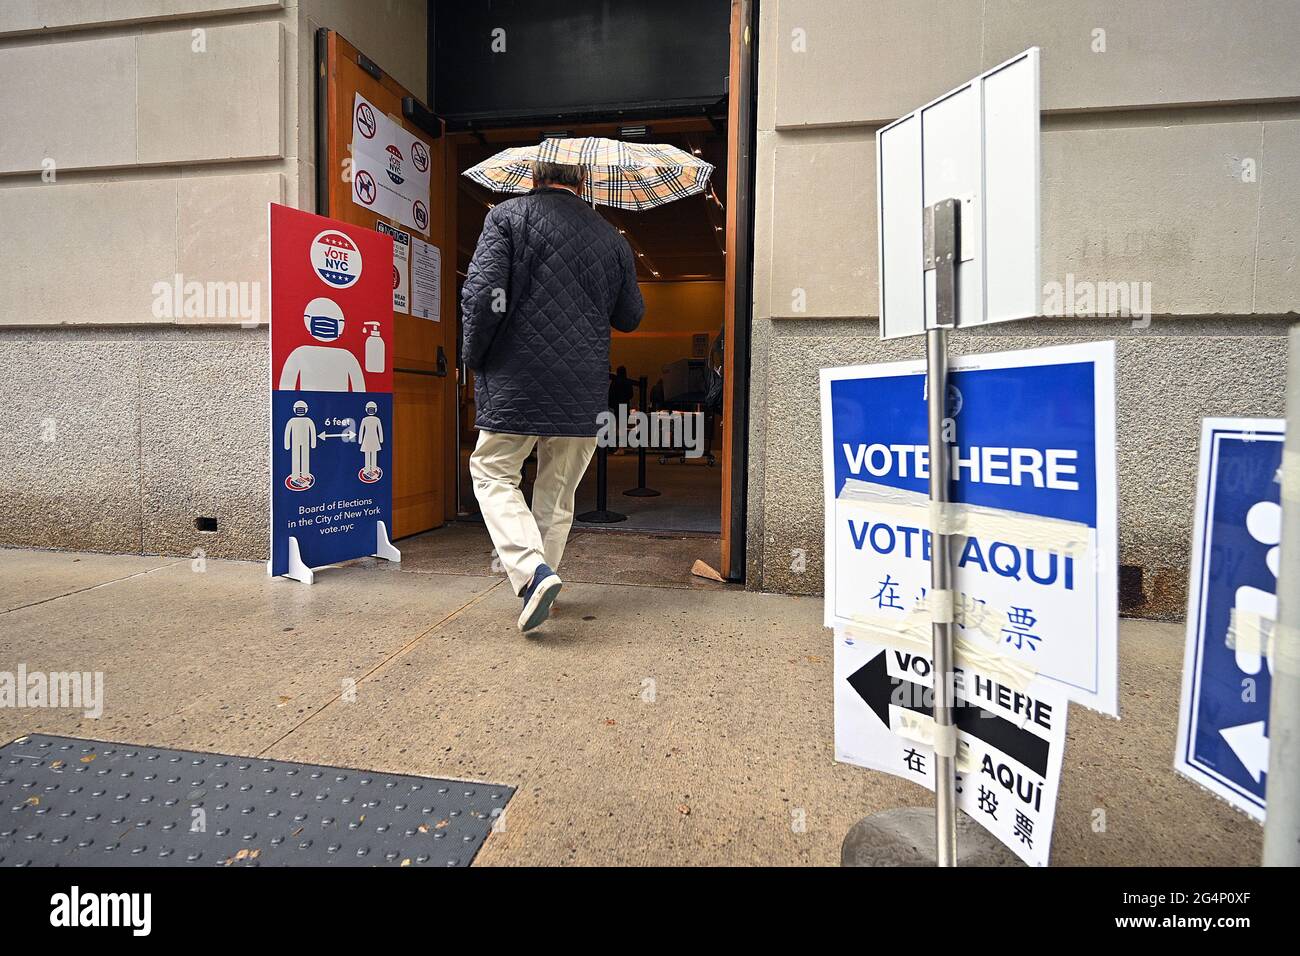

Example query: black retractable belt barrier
[577,444,626,523]
[624,377,661,497]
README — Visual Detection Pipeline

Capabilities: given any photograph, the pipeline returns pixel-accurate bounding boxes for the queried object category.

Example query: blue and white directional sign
[820,342,1118,715]
[1175,418,1285,821]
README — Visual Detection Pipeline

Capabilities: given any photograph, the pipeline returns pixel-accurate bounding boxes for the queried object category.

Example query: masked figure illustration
[358,401,384,482]
[278,297,367,391]
[284,400,317,490]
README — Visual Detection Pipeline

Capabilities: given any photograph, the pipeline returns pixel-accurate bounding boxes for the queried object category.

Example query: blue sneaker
[518,563,562,633]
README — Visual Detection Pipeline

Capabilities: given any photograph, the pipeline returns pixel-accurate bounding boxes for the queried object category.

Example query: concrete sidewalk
[0,547,1261,866]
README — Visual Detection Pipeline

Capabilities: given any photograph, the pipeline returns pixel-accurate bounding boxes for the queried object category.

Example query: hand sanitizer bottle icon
[364,321,384,373]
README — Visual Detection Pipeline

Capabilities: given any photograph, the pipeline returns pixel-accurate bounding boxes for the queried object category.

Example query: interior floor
[574,452,721,533]
[458,445,721,535]
[451,116,729,540]
[396,520,728,590]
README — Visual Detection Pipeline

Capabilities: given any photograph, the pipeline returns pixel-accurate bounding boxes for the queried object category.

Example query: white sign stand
[269,524,400,586]
[375,521,402,563]
[871,48,1042,866]
[283,537,314,585]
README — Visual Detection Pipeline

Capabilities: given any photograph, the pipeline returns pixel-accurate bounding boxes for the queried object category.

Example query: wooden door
[720,0,757,581]
[317,29,454,538]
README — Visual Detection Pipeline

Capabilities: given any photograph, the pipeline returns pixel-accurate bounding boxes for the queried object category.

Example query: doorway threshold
[395,521,731,591]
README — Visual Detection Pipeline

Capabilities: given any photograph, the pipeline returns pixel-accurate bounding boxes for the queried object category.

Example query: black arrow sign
[846,651,1049,776]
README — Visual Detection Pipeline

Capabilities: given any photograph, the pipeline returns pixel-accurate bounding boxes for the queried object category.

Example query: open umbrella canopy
[462,136,715,211]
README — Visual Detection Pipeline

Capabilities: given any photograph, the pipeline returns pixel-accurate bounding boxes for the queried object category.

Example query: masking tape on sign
[930,588,955,624]
[929,499,947,539]
[931,722,958,757]
[1283,449,1300,506]
[907,594,1039,689]
[1227,608,1274,663]
[1275,622,1300,677]
[839,480,1093,557]
[892,708,932,746]
[845,606,1039,692]
[844,616,930,655]
[888,709,975,772]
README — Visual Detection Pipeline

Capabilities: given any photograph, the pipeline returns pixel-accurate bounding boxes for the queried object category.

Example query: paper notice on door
[375,221,410,314]
[350,92,432,235]
[410,237,441,322]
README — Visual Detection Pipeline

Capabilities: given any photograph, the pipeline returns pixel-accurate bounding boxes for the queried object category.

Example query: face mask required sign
[268,203,397,581]
[820,341,1119,716]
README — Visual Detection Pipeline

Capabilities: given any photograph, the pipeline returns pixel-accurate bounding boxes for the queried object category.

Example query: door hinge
[357,52,382,81]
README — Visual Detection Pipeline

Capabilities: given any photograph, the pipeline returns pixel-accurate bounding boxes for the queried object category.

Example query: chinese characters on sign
[821,343,1118,716]
[822,342,1118,865]
[833,632,1067,867]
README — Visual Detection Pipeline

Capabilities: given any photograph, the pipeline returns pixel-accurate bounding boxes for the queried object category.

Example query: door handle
[395,351,449,378]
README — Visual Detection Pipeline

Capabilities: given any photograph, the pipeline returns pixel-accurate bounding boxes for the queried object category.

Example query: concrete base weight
[841,808,1023,867]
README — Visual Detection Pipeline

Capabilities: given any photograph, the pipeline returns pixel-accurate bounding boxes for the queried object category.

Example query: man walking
[461,160,644,632]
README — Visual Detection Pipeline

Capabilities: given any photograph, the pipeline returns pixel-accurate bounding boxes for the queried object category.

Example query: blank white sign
[877,48,1040,340]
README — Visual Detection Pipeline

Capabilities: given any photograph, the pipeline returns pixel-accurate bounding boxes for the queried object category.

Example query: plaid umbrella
[462,136,715,211]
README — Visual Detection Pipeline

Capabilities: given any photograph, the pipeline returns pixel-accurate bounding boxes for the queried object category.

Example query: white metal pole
[1263,324,1300,865]
[926,198,960,866]
[927,326,958,866]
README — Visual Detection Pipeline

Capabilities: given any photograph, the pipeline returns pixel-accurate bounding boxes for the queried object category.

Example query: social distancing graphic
[357,401,384,483]
[268,204,397,582]
[284,400,317,490]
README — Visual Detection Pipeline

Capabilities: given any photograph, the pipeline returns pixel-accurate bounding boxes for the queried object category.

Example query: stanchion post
[625,376,661,497]
[577,444,627,524]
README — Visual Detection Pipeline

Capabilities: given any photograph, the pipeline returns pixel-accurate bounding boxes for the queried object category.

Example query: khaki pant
[470,430,597,594]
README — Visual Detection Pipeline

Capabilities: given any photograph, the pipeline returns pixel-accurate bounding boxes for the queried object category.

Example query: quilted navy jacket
[460,186,645,436]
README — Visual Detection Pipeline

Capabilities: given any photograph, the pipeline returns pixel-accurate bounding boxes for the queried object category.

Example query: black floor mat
[0,734,512,867]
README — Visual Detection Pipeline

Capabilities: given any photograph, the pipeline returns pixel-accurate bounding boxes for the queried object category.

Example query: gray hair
[531,160,584,189]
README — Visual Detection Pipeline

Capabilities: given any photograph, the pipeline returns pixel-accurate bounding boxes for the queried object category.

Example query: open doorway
[315,1,756,585]
[451,118,728,537]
